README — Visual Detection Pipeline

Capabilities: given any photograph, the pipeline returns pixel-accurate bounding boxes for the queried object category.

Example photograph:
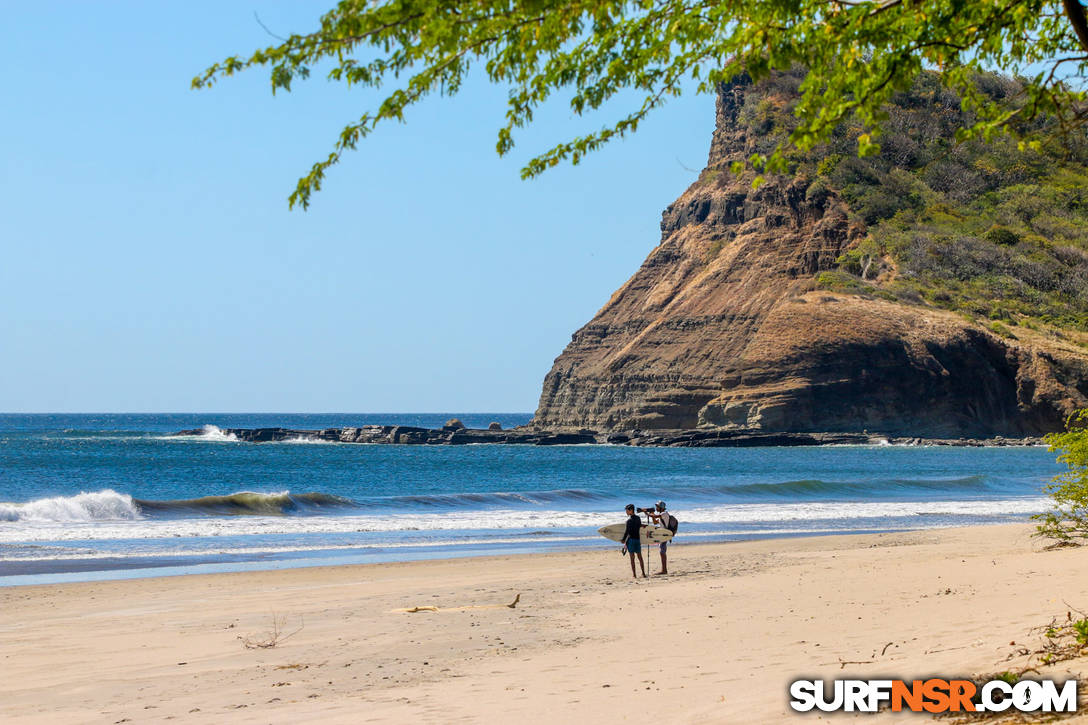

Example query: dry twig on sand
[238,613,304,649]
[397,593,521,614]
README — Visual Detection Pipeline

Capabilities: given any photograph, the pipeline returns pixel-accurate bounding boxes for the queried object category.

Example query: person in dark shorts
[648,500,674,575]
[620,504,647,578]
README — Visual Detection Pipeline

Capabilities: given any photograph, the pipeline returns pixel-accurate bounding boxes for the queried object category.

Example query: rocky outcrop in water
[171,426,1042,447]
[172,426,597,446]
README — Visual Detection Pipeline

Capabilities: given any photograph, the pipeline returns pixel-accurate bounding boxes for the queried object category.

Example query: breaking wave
[0,490,140,522]
[0,490,356,522]
[0,497,1048,545]
[0,476,1010,525]
[135,491,356,516]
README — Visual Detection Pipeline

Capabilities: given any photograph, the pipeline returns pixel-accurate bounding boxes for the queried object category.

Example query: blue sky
[1,2,714,413]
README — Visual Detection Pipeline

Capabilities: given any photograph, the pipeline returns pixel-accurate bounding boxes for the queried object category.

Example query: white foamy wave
[278,436,334,445]
[0,497,1046,543]
[675,498,1049,522]
[0,490,141,523]
[198,425,238,442]
[162,425,240,442]
[0,535,605,562]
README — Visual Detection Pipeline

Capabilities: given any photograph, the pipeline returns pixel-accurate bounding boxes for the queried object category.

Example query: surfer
[620,504,647,578]
[648,501,674,575]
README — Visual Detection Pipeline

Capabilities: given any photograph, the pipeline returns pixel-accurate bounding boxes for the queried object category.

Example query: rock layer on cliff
[533,74,1088,436]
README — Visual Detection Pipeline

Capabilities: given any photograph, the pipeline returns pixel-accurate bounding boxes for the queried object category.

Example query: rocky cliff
[533,72,1088,437]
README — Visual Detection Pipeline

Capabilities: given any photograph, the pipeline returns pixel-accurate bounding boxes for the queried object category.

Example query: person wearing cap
[620,504,647,578]
[648,500,674,575]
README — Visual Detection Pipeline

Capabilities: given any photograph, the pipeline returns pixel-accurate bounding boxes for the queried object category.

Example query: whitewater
[0,413,1064,584]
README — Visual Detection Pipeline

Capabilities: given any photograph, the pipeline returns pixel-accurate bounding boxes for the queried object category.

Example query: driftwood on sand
[397,593,520,614]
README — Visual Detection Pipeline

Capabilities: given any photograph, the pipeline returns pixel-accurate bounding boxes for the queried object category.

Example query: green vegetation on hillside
[740,69,1088,334]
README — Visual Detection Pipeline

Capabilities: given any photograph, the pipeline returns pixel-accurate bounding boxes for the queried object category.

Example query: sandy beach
[3,523,1088,723]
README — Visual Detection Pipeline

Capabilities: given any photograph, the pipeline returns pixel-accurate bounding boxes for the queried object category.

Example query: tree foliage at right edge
[1036,410,1088,543]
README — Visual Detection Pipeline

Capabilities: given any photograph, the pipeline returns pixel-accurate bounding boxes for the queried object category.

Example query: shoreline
[0,524,921,587]
[5,522,1088,723]
[1,518,1041,588]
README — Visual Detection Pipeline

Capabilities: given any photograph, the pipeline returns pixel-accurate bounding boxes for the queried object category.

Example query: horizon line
[0,411,537,416]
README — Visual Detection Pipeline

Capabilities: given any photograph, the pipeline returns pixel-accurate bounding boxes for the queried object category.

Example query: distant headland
[532,69,1088,437]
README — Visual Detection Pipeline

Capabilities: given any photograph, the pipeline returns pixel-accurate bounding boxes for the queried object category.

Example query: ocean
[0,413,1062,586]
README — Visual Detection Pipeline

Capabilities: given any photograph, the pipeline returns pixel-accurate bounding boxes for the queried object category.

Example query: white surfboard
[598,523,674,544]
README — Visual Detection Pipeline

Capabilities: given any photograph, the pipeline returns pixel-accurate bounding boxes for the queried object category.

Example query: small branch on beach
[1063,601,1088,619]
[239,613,304,649]
[395,593,522,614]
[836,658,875,669]
[837,641,897,667]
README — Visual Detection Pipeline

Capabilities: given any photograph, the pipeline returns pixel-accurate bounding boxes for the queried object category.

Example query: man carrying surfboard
[620,504,647,579]
[648,501,675,575]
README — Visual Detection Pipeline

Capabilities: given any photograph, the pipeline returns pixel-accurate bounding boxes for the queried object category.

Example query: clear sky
[1,2,715,413]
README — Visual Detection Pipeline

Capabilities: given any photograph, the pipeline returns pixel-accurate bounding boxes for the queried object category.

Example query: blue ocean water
[0,413,1063,586]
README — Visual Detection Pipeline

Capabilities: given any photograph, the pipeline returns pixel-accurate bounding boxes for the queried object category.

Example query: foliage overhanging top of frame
[194,0,1088,209]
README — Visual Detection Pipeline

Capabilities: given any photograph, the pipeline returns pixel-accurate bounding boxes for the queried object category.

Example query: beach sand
[3,523,1088,723]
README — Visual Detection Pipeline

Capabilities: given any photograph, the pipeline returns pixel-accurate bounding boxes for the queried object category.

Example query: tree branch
[1063,0,1088,51]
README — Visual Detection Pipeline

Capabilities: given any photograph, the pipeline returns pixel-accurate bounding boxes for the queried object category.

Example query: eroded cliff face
[532,78,1088,436]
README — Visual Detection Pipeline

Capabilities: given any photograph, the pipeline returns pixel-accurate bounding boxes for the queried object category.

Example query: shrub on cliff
[836,238,885,281]
[1035,411,1088,545]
